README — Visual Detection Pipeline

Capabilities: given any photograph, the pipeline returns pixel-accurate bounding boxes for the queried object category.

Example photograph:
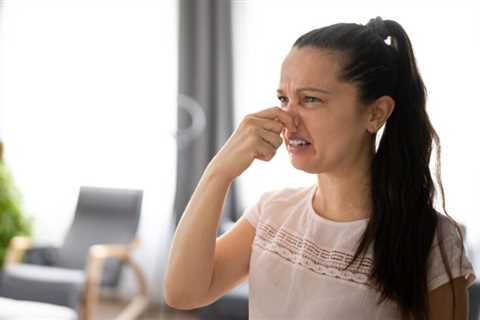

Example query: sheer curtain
[232,1,480,259]
[174,0,241,232]
[0,0,177,301]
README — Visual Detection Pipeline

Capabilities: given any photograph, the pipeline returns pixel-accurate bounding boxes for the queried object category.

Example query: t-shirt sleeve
[242,190,276,229]
[426,216,477,292]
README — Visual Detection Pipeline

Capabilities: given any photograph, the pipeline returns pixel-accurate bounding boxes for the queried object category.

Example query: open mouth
[287,138,312,154]
[288,138,311,147]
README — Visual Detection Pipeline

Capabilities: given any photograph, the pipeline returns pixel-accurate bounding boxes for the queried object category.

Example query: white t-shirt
[243,184,477,320]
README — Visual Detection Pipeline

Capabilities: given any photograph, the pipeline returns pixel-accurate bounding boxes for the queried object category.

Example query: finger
[259,128,283,149]
[248,116,284,134]
[280,126,287,139]
[256,138,276,161]
[253,106,297,132]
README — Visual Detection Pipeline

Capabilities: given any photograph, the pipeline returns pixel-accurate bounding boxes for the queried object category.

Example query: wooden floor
[95,299,202,320]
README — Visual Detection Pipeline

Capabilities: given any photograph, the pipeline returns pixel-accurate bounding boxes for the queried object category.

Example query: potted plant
[0,141,32,269]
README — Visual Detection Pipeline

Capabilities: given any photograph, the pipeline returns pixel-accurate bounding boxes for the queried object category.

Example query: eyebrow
[277,87,333,95]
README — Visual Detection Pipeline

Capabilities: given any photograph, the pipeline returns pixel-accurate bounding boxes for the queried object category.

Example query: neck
[312,149,374,222]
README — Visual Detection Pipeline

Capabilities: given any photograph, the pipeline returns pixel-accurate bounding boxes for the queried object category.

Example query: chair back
[57,186,142,284]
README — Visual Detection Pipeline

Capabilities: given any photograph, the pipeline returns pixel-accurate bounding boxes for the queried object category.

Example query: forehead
[279,47,344,88]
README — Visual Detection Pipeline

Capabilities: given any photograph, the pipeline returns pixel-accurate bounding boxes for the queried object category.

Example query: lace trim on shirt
[254,221,375,287]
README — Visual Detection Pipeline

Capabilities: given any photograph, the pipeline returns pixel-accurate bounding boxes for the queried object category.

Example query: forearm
[163,166,233,308]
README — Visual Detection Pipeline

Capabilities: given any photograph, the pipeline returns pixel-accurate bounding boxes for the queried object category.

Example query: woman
[164,17,477,319]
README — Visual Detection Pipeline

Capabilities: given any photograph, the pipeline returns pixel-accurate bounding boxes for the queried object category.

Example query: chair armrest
[88,238,141,260]
[89,244,131,260]
[84,239,148,320]
[6,236,33,265]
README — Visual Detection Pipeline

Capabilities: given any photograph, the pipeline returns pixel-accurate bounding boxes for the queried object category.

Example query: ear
[366,95,395,134]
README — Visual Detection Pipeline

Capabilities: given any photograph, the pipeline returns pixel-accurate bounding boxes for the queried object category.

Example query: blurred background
[0,0,478,319]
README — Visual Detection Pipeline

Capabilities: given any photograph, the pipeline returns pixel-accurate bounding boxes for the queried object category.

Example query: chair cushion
[0,297,77,319]
[0,264,85,309]
[24,246,60,266]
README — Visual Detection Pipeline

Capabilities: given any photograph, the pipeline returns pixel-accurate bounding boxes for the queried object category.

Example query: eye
[277,96,288,103]
[304,96,322,103]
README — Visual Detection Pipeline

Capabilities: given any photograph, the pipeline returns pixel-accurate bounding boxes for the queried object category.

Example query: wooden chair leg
[85,242,149,320]
[84,256,106,320]
[113,257,149,320]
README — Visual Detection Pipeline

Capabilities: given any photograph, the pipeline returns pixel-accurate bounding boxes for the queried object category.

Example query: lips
[285,133,311,144]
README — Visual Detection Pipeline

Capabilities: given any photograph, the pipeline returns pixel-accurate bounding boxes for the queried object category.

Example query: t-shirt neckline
[307,184,370,226]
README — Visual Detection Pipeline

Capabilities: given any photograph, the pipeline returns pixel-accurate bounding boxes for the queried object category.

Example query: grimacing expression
[278,46,373,173]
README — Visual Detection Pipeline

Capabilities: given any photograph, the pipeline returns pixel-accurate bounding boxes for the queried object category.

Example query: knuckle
[273,122,283,133]
[267,151,275,160]
[242,115,256,127]
[257,150,266,160]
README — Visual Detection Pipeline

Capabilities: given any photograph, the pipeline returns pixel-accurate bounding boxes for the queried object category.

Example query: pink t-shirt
[243,184,477,320]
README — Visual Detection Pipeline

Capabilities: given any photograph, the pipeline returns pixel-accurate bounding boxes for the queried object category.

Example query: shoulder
[242,185,313,228]
[427,211,476,291]
[433,212,463,242]
[431,212,468,254]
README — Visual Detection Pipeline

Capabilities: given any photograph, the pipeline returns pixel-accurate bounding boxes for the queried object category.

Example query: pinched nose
[282,106,300,126]
[294,116,300,127]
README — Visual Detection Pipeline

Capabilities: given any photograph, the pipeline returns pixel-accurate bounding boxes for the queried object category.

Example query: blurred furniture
[470,281,480,320]
[195,282,248,320]
[0,186,148,320]
[0,296,77,319]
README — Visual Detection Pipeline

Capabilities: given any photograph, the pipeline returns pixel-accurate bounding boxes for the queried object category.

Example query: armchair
[0,186,148,320]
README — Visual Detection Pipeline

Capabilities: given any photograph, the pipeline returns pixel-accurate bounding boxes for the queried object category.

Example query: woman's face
[278,46,373,173]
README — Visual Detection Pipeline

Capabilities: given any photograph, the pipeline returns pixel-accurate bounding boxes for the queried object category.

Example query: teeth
[289,139,309,146]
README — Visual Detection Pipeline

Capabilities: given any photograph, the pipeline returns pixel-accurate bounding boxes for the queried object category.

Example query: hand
[206,106,297,181]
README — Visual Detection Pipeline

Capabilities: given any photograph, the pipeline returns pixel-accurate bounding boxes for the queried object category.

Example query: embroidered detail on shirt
[254,221,375,287]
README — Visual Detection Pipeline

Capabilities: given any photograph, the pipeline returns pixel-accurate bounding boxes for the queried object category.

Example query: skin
[428,277,469,320]
[277,46,395,222]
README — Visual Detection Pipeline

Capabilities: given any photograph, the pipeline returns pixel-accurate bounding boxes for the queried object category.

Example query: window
[0,0,177,297]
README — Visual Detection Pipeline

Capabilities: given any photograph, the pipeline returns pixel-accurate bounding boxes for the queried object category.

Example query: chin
[290,158,319,174]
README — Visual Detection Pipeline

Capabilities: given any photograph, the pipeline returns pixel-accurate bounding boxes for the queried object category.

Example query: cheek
[307,116,340,142]
[308,116,359,152]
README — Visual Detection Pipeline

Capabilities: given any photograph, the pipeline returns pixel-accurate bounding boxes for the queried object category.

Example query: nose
[283,100,300,127]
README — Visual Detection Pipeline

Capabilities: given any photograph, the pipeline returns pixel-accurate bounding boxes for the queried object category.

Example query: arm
[164,189,255,310]
[200,215,255,307]
[163,106,295,309]
[429,276,468,320]
[163,167,235,309]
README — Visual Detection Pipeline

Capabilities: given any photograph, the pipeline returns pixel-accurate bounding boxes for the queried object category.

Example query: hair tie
[367,16,389,41]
